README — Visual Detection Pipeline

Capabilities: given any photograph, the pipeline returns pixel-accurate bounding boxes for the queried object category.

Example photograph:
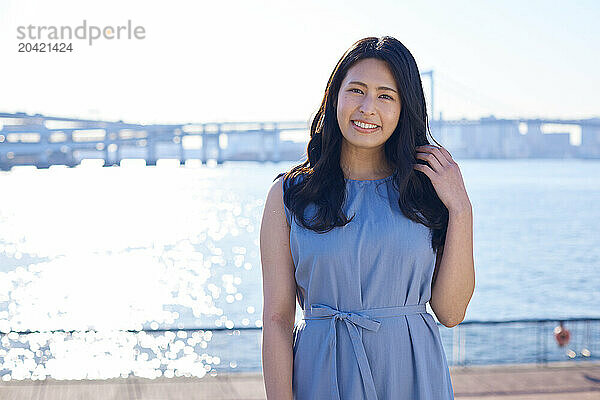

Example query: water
[0,159,598,380]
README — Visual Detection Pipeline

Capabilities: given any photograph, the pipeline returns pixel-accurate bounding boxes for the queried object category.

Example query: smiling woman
[261,36,472,400]
[336,57,401,178]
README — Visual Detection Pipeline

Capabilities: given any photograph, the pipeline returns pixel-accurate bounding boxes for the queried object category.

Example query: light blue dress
[282,172,454,400]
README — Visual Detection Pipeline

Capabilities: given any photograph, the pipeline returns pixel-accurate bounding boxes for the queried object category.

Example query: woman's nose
[359,96,376,115]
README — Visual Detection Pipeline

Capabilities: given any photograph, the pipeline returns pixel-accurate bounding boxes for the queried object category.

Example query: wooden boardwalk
[1,361,599,399]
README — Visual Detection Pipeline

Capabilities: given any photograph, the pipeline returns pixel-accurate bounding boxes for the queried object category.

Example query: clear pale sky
[0,0,598,124]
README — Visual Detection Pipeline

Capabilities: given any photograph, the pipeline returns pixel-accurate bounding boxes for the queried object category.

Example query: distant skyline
[0,0,598,125]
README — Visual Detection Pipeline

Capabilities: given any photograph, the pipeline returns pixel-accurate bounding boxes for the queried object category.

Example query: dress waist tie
[302,303,427,400]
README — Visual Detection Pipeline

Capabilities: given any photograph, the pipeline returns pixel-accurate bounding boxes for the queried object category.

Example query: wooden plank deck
[1,361,599,399]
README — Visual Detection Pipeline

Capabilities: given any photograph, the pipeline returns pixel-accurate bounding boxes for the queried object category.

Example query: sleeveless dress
[282,172,454,400]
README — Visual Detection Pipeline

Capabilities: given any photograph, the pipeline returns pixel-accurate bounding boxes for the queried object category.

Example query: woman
[260,36,474,400]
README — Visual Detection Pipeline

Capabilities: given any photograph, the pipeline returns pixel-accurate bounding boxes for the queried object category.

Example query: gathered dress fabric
[282,172,454,400]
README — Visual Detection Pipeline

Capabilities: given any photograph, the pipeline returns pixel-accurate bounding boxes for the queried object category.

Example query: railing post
[543,321,548,365]
[535,322,543,365]
[452,324,459,366]
[460,324,466,366]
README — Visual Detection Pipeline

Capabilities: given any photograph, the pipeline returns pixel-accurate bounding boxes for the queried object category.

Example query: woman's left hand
[413,144,472,215]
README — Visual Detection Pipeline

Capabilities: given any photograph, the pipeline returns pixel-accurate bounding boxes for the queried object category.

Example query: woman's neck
[339,159,394,180]
[339,139,394,180]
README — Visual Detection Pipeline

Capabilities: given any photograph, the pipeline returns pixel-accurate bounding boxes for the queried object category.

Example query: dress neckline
[344,173,394,183]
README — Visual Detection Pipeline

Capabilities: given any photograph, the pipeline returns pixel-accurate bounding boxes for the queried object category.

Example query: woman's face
[336,58,401,149]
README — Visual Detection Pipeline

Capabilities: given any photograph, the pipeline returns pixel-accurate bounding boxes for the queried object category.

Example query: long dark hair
[276,36,447,254]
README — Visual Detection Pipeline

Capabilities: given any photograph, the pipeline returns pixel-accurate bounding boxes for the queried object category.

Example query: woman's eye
[349,88,363,94]
[380,94,394,100]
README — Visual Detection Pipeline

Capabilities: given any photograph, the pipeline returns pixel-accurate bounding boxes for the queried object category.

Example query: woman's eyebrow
[347,80,397,93]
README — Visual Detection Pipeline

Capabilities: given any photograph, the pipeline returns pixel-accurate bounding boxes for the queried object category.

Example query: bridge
[0,112,309,170]
[1,111,600,170]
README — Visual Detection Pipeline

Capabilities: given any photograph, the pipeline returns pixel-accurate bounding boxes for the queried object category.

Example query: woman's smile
[351,119,380,133]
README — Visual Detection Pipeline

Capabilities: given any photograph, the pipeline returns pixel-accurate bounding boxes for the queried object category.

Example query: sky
[0,0,598,125]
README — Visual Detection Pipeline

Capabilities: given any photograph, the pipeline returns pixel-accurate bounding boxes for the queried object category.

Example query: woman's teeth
[352,120,379,129]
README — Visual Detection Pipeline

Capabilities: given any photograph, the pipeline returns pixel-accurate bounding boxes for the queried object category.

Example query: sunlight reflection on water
[0,162,271,380]
[0,159,599,380]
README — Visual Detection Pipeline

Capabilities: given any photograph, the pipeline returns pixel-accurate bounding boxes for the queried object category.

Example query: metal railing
[2,317,598,371]
[440,317,600,366]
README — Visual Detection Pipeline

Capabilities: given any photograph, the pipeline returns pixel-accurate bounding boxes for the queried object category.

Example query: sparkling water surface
[0,158,598,379]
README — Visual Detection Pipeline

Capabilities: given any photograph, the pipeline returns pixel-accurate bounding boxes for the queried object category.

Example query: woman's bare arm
[260,176,297,399]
